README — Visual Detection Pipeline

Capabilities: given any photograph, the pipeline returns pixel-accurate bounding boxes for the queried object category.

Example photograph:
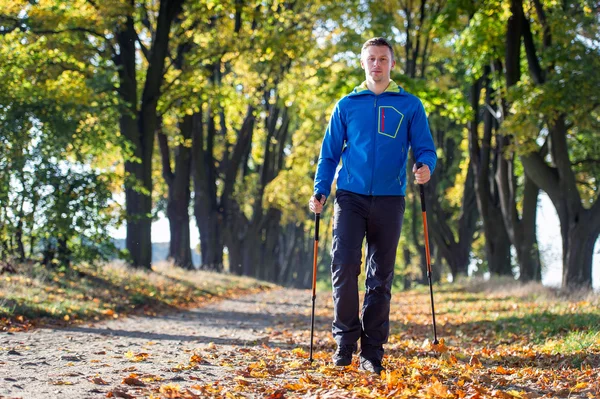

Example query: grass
[428,277,600,368]
[544,330,600,353]
[0,260,274,331]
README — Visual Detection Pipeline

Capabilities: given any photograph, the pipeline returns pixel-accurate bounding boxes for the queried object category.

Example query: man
[309,37,437,375]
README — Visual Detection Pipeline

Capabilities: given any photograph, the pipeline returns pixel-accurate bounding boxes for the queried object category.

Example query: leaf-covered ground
[149,282,599,399]
[1,271,599,398]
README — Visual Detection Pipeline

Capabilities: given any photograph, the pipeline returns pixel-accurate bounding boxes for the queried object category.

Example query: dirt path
[0,288,335,399]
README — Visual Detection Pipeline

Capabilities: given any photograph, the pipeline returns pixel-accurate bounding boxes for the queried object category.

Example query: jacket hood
[349,80,404,96]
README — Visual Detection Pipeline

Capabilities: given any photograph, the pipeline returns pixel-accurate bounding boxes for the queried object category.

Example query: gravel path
[0,288,332,398]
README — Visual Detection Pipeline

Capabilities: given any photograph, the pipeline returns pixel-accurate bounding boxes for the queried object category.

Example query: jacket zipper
[370,96,378,195]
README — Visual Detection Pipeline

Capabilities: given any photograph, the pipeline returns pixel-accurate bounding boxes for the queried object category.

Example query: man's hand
[413,163,431,185]
[309,194,326,214]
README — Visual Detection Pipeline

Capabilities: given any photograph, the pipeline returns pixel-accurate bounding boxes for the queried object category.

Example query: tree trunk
[159,117,193,270]
[124,159,153,268]
[116,0,184,269]
[519,117,600,289]
[563,221,598,288]
[215,105,255,273]
[15,213,25,261]
[259,211,280,282]
[223,97,291,281]
[517,175,542,281]
[191,108,223,271]
[469,70,512,276]
[496,134,542,281]
[57,237,70,269]
[496,10,543,282]
[278,223,298,284]
[43,245,55,268]
[227,237,243,276]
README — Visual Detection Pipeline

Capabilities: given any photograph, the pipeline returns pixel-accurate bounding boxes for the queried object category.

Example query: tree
[2,0,185,269]
[114,0,185,268]
[506,0,600,288]
[493,0,543,281]
[0,21,120,266]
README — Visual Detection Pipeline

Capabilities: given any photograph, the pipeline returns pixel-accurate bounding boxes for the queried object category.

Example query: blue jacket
[314,80,437,198]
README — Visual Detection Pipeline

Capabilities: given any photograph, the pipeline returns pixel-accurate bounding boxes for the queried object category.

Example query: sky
[111,193,599,290]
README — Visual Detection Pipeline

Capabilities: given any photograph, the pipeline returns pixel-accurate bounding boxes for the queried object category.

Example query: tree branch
[157,129,174,186]
[31,26,107,40]
[532,0,551,50]
[521,12,545,84]
[520,150,560,200]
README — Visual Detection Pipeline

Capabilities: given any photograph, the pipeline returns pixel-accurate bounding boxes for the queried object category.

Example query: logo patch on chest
[378,106,404,138]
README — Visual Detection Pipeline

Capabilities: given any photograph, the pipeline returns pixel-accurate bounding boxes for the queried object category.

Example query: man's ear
[391,60,396,69]
[360,58,365,70]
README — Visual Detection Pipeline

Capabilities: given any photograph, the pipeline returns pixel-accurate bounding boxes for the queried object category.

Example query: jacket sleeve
[314,101,346,198]
[409,100,437,174]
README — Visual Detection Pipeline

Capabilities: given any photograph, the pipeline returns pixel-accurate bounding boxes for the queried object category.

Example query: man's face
[360,45,395,83]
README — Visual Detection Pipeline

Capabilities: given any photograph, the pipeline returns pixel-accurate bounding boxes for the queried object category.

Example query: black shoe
[360,344,384,361]
[359,357,385,375]
[332,344,356,366]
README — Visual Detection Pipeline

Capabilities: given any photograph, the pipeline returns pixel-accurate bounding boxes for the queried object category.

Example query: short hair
[361,37,395,61]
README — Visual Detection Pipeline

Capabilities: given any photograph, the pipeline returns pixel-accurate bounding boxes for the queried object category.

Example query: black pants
[330,189,405,360]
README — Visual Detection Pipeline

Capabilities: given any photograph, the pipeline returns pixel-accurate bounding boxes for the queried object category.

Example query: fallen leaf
[492,389,519,398]
[91,377,109,385]
[235,377,252,386]
[426,376,451,398]
[495,366,513,375]
[291,347,308,358]
[124,351,150,362]
[470,355,482,367]
[122,375,145,386]
[265,390,287,399]
[432,338,449,353]
[159,383,182,398]
[107,389,135,399]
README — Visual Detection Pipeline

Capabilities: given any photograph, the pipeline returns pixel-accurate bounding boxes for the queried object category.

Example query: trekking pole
[416,162,439,345]
[309,193,322,363]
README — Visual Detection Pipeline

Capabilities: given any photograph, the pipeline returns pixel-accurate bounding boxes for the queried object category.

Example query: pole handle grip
[416,162,426,212]
[314,193,322,240]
